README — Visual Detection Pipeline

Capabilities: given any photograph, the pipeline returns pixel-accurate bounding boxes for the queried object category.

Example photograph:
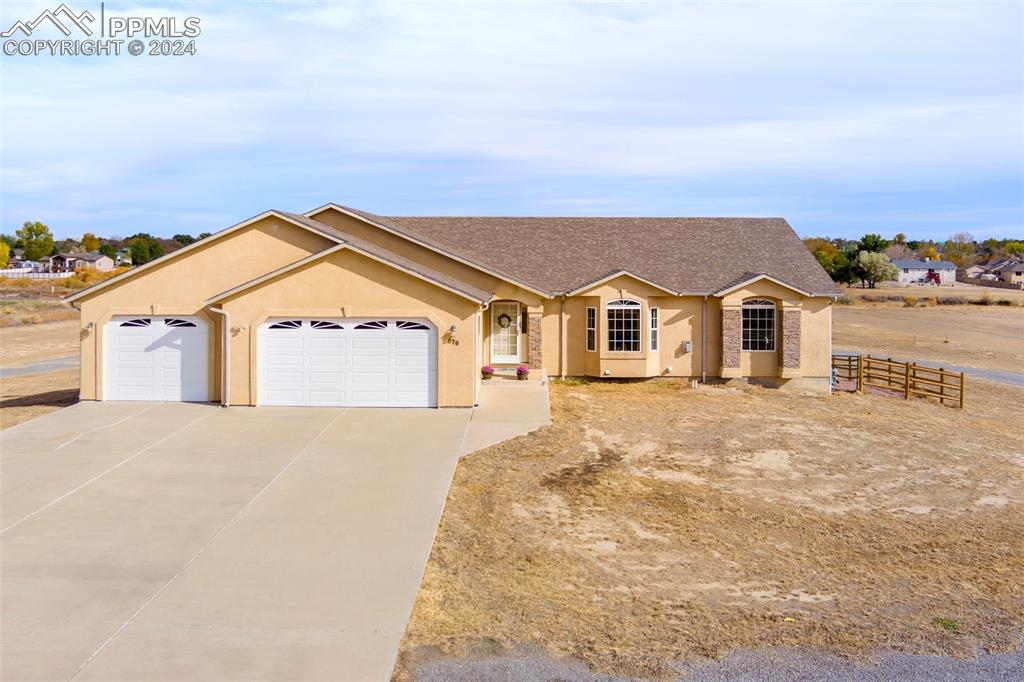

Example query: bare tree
[885,243,913,261]
[943,232,976,267]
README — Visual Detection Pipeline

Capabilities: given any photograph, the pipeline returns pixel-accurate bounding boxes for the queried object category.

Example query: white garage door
[259,318,437,407]
[103,316,209,401]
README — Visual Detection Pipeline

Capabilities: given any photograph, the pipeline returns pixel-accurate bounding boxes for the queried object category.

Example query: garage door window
[397,320,430,330]
[165,318,197,328]
[269,320,302,329]
[119,318,151,327]
[355,320,387,330]
[311,320,344,329]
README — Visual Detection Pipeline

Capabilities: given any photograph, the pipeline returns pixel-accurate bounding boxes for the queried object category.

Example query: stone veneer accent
[721,308,741,369]
[527,314,543,370]
[781,308,801,369]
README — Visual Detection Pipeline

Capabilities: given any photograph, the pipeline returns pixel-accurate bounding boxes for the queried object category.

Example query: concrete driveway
[1,402,472,681]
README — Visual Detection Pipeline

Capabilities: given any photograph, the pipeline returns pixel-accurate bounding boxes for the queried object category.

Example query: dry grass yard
[397,378,1024,679]
[0,369,79,430]
[833,305,1024,373]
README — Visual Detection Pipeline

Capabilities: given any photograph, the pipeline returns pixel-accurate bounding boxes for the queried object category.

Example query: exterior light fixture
[449,324,457,336]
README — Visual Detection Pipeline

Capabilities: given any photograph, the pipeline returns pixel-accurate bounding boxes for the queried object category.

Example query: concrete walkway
[2,402,471,681]
[461,376,552,455]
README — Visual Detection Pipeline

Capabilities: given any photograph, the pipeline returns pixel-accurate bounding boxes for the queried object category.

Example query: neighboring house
[44,251,115,273]
[892,258,956,284]
[983,257,1024,285]
[959,264,988,278]
[65,205,841,407]
[115,248,133,266]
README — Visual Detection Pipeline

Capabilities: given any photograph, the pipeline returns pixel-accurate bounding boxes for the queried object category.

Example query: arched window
[742,299,776,351]
[606,299,642,352]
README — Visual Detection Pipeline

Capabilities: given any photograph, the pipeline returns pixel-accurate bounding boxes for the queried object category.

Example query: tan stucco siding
[75,218,335,401]
[800,297,832,378]
[217,248,479,407]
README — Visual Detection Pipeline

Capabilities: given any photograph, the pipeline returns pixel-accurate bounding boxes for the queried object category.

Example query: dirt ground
[833,306,1024,373]
[397,378,1024,680]
[842,283,1024,304]
[0,370,79,430]
[0,319,79,368]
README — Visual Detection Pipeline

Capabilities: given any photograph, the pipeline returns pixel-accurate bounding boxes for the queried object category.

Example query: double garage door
[259,318,437,407]
[103,316,437,407]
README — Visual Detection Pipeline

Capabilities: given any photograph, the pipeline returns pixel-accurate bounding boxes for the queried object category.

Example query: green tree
[81,232,100,252]
[197,232,212,240]
[173,233,196,246]
[0,240,10,267]
[0,233,16,250]
[128,233,165,265]
[942,232,976,267]
[857,233,890,253]
[1005,241,1024,256]
[15,221,54,261]
[98,243,117,259]
[856,251,899,288]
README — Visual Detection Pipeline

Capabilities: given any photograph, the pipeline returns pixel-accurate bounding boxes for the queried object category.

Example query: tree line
[0,221,214,267]
[804,233,1024,288]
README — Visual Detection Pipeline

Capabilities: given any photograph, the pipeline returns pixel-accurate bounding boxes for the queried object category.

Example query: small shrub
[973,294,993,306]
[835,295,853,305]
[20,314,43,325]
[996,298,1013,306]
[923,297,937,307]
[932,617,961,633]
[937,296,968,305]
[886,294,905,302]
[902,295,918,307]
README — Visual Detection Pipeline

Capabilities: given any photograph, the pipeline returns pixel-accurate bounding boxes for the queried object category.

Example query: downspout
[701,295,707,383]
[207,305,230,407]
[560,294,567,379]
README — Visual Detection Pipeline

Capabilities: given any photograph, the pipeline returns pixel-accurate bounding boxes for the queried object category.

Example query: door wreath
[497,313,513,328]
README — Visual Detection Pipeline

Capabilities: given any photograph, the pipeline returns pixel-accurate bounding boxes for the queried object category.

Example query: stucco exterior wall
[74,218,334,401]
[217,249,480,407]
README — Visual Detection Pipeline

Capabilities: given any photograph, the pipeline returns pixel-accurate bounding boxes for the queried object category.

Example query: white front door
[103,316,209,401]
[490,302,520,364]
[258,318,437,407]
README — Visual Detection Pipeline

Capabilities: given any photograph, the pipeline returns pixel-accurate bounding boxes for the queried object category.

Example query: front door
[490,302,520,364]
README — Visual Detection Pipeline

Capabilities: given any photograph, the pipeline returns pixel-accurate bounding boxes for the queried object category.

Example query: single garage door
[259,318,437,407]
[103,316,209,401]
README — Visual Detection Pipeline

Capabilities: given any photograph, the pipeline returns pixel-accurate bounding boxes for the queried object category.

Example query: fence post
[959,370,964,410]
[904,362,911,400]
[939,367,945,405]
[857,355,863,393]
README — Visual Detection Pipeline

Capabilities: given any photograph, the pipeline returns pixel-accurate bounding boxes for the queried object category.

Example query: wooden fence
[832,354,964,409]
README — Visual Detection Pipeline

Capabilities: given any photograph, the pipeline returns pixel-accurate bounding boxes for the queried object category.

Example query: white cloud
[0,1,1020,238]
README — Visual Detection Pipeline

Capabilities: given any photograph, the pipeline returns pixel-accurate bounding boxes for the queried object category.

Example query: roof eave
[304,203,554,299]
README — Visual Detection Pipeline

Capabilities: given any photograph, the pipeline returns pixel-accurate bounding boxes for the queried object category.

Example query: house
[44,251,115,273]
[959,263,988,278]
[983,256,1024,285]
[64,205,841,407]
[115,248,132,266]
[892,258,956,284]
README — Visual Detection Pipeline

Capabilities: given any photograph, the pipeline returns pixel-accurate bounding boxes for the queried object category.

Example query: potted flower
[481,365,495,380]
[515,365,530,381]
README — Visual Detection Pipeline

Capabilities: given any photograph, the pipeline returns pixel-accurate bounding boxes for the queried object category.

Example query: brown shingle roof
[276,212,492,303]
[324,207,841,297]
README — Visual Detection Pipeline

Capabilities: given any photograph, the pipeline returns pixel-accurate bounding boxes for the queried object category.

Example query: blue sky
[1,1,1021,241]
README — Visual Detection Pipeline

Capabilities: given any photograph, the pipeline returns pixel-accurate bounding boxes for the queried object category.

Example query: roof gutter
[206,305,230,407]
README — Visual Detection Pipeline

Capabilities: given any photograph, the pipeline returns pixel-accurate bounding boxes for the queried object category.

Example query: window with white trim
[586,307,596,352]
[606,299,641,352]
[741,299,776,352]
[649,307,659,351]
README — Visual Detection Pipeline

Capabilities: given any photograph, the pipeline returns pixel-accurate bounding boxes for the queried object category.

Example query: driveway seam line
[0,406,217,535]
[65,408,349,681]
[53,402,164,451]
